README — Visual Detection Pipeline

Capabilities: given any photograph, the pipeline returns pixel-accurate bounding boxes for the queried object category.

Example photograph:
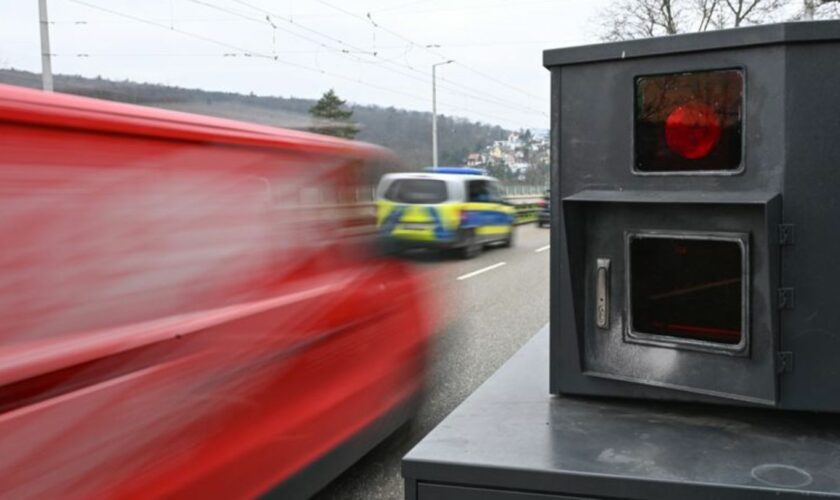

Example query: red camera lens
[665,103,722,160]
[635,69,742,172]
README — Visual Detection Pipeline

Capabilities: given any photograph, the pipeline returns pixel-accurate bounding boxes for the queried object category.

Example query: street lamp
[39,0,53,92]
[432,59,454,167]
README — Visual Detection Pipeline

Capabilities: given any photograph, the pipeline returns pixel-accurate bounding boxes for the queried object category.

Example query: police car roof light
[424,166,485,175]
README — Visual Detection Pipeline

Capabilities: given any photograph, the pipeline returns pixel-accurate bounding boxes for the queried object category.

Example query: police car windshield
[384,179,448,204]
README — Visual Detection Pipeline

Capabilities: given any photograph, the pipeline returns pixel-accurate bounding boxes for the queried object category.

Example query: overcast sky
[1,0,610,129]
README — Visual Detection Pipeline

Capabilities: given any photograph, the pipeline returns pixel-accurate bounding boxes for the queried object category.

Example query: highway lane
[314,223,551,500]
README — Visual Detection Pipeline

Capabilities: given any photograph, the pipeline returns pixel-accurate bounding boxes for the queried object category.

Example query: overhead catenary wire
[53,37,574,50]
[313,0,545,103]
[64,0,542,128]
[316,0,548,106]
[48,17,253,24]
[228,0,547,117]
[51,49,387,57]
[371,0,570,17]
[187,0,378,56]
[371,0,437,14]
[226,0,547,118]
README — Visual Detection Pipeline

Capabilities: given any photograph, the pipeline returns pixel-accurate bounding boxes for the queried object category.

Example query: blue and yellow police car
[376,167,516,258]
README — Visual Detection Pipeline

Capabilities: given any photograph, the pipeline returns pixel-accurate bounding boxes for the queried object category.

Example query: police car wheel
[501,228,515,248]
[460,234,481,259]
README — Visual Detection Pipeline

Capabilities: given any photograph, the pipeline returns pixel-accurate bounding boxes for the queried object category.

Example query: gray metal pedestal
[403,326,840,499]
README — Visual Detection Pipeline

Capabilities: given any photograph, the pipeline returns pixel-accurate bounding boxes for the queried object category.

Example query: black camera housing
[546,21,840,412]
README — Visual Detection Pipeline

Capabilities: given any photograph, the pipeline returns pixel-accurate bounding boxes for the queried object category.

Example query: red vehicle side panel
[0,84,433,499]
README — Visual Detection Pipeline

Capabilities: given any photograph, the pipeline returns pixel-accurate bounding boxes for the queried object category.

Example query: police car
[376,167,516,258]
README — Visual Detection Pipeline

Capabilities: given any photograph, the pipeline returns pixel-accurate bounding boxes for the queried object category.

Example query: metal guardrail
[506,196,543,225]
[361,185,546,202]
[308,193,544,229]
[501,185,548,197]
[512,203,539,225]
[506,194,543,203]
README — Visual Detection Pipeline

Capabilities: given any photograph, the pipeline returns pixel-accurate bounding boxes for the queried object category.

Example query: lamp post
[432,60,454,167]
[39,0,53,92]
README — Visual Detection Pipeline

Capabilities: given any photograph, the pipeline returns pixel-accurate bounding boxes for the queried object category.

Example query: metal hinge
[779,224,795,246]
[777,288,795,310]
[776,351,794,374]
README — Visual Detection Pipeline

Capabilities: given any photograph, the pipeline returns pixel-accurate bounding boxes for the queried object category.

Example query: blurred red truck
[0,84,434,499]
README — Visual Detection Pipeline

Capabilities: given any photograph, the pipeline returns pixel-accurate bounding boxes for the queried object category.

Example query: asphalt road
[314,223,551,500]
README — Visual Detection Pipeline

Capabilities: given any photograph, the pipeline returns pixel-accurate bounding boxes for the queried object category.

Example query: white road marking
[457,262,507,281]
[535,244,550,253]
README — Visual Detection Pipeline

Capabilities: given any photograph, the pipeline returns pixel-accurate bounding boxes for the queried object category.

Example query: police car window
[488,183,505,203]
[384,179,448,204]
[468,180,492,202]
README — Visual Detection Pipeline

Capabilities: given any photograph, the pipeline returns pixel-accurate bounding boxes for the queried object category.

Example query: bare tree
[600,0,839,40]
[721,0,788,26]
[600,0,750,40]
[695,0,725,31]
[801,0,840,19]
[601,0,684,41]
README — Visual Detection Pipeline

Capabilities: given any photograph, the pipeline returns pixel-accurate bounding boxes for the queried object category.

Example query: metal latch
[778,224,795,246]
[776,351,794,374]
[595,258,610,329]
[777,288,795,310]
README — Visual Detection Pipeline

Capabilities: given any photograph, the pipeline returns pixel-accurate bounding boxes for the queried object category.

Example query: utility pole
[432,60,453,167]
[39,0,53,92]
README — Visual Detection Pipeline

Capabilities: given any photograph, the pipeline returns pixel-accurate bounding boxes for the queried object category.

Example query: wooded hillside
[0,69,510,169]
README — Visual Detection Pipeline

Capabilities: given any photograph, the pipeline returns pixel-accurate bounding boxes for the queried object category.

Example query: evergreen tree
[308,89,359,139]
[518,128,534,163]
[486,159,513,181]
